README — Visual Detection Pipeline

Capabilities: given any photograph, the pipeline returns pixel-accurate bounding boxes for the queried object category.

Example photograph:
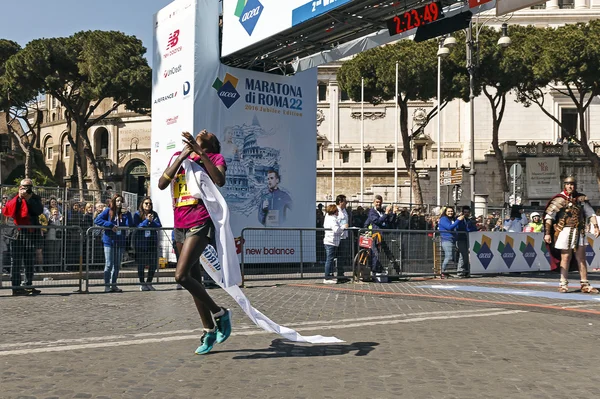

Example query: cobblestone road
[2,274,600,398]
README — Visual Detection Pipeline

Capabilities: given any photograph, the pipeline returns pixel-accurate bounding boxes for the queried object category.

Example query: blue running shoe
[195,330,217,355]
[215,308,232,344]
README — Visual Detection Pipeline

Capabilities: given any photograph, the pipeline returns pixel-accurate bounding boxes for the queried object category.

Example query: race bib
[173,173,199,207]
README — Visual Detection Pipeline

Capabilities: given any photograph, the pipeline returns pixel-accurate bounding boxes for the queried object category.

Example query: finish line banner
[469,232,600,274]
[152,0,317,264]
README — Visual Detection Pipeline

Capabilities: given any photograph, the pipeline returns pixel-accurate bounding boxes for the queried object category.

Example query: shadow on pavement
[221,339,379,359]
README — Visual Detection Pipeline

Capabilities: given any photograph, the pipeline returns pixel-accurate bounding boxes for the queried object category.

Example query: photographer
[2,179,44,296]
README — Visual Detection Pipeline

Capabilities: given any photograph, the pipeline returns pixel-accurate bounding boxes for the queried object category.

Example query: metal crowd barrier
[0,225,84,292]
[239,227,472,281]
[85,226,178,292]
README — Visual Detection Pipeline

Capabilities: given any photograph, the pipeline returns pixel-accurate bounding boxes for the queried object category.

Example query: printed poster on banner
[470,232,600,273]
[222,0,355,56]
[211,67,317,264]
[526,157,560,199]
[151,0,318,264]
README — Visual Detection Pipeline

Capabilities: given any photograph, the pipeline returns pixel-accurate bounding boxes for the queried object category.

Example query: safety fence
[239,227,464,281]
[1,225,565,294]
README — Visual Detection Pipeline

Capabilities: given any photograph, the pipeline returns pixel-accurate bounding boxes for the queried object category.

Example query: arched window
[61,134,70,159]
[43,136,54,161]
[95,127,109,158]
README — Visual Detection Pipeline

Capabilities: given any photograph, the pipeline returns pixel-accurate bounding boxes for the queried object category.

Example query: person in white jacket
[503,206,528,232]
[323,204,345,284]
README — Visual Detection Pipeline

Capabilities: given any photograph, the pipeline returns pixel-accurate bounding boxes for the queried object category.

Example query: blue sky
[0,0,175,67]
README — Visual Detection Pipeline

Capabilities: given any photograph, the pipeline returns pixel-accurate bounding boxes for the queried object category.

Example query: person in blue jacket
[363,195,396,273]
[133,196,162,291]
[455,205,478,278]
[438,206,461,278]
[94,194,134,292]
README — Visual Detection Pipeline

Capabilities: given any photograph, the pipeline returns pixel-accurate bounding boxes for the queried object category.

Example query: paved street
[2,274,600,398]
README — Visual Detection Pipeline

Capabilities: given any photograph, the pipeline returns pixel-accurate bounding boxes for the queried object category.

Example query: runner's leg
[175,234,221,329]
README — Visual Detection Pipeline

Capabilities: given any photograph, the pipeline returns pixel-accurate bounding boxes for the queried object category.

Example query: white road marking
[0,308,503,350]
[0,309,525,356]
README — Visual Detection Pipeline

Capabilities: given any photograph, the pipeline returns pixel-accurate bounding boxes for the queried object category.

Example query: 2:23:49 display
[389,2,441,35]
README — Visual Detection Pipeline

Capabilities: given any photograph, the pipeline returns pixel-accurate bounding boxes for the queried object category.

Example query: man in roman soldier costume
[544,176,600,293]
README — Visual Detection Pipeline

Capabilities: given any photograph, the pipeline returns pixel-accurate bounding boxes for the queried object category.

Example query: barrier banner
[152,0,317,263]
[469,232,600,274]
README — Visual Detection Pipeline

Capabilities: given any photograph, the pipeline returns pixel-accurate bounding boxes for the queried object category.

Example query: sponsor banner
[152,0,199,260]
[526,157,560,199]
[469,232,600,274]
[222,0,356,57]
[152,0,317,263]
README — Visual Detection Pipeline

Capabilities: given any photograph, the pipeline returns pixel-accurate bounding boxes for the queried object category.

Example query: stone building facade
[37,97,151,196]
[316,4,600,210]
[31,2,600,209]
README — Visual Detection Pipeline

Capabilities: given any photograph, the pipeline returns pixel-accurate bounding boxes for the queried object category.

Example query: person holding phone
[94,194,134,293]
[2,178,44,296]
[133,197,162,291]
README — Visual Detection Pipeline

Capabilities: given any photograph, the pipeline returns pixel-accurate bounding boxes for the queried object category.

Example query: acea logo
[586,237,596,266]
[213,73,241,109]
[519,236,537,268]
[498,235,516,268]
[234,0,264,36]
[540,241,551,264]
[473,235,493,269]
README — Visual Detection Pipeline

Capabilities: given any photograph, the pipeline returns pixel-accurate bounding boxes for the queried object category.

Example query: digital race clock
[386,2,445,36]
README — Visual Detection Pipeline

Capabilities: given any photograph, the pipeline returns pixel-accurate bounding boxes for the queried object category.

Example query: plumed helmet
[530,212,540,218]
[564,176,577,185]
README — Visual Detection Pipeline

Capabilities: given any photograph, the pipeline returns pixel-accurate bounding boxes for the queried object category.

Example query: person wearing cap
[527,212,543,233]
[544,176,600,293]
[455,205,478,278]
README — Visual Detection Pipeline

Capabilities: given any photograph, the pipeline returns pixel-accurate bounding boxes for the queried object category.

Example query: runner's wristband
[163,173,173,182]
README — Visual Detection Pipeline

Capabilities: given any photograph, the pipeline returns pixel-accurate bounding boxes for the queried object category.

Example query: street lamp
[466,15,512,209]
[436,35,454,208]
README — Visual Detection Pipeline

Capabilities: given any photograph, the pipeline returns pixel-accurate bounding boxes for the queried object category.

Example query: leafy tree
[338,39,469,205]
[516,21,600,189]
[4,31,152,190]
[0,39,45,180]
[450,25,539,195]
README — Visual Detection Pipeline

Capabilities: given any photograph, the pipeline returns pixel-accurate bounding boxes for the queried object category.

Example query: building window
[560,108,578,140]
[340,90,350,101]
[558,0,574,8]
[51,113,56,122]
[318,84,327,102]
[64,143,71,158]
[387,151,394,163]
[46,146,53,160]
[317,144,322,161]
[415,145,424,161]
[364,150,371,163]
[51,97,57,109]
[0,135,10,152]
[341,151,349,163]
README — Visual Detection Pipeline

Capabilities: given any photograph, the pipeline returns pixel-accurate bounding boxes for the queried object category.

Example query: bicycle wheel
[352,248,372,282]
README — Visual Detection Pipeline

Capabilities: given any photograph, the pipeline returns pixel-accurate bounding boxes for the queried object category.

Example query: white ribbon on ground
[200,245,344,344]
